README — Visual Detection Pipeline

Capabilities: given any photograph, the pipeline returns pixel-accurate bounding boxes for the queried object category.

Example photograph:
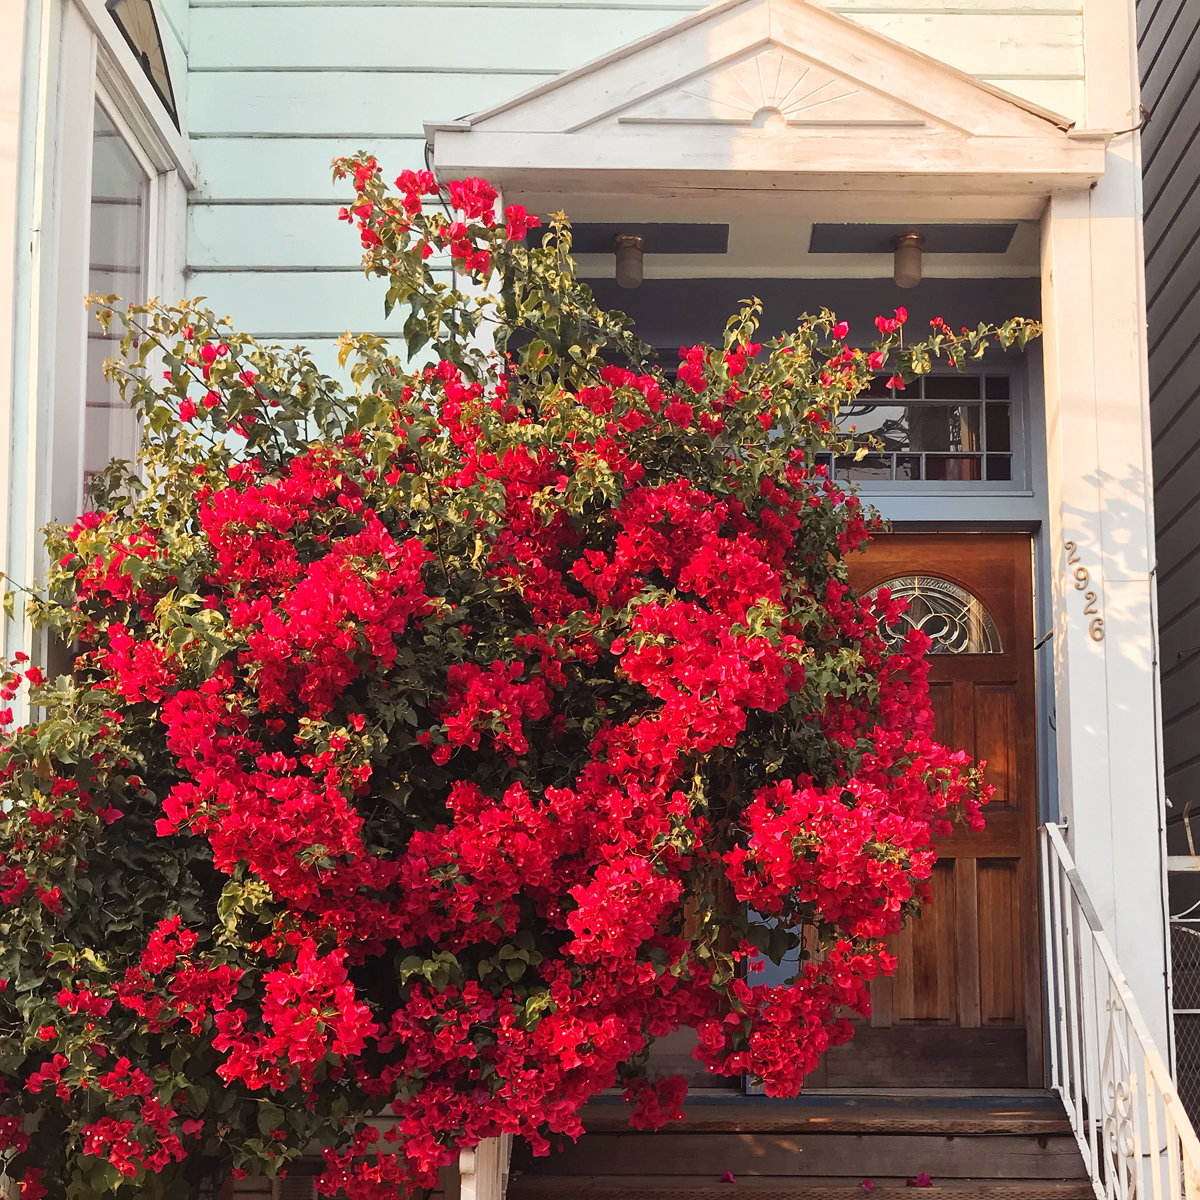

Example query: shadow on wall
[585,277,1043,351]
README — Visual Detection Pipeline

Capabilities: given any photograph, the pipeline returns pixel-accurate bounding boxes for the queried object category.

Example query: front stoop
[507,1093,1092,1200]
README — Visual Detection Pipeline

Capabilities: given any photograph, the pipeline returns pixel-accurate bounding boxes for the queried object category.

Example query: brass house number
[1063,539,1104,642]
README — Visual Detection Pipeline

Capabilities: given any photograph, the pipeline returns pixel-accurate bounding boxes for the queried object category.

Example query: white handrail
[1042,822,1200,1199]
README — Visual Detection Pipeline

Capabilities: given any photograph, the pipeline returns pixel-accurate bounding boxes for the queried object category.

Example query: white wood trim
[48,0,99,530]
[428,0,1106,201]
[1040,171,1168,1050]
[73,0,197,185]
[431,0,1075,134]
[0,0,30,650]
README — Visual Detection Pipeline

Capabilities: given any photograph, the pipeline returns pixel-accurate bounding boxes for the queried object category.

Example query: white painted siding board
[188,6,688,70]
[832,12,1084,78]
[828,0,1080,11]
[186,71,554,136]
[975,77,1083,118]
[192,138,426,202]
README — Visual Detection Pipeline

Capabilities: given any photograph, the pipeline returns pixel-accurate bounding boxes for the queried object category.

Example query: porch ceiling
[425,0,1108,219]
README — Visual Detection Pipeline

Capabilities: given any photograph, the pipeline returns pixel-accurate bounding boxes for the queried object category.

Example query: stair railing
[1042,822,1200,1200]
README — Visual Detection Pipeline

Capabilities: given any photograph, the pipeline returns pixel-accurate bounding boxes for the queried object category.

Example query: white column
[458,1136,513,1200]
[1039,0,1170,1047]
[0,0,28,614]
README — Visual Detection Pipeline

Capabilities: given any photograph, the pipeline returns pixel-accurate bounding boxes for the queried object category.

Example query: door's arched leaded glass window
[868,575,1003,655]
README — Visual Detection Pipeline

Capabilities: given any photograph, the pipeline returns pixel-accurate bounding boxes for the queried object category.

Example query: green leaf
[258,1103,285,1137]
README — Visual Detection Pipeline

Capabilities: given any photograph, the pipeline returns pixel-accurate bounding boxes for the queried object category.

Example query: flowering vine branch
[0,153,1040,1199]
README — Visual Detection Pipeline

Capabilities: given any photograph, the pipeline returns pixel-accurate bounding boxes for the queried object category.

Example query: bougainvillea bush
[0,155,1039,1199]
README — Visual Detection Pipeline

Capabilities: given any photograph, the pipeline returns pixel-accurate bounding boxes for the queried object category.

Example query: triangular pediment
[427,0,1106,198]
[611,45,933,130]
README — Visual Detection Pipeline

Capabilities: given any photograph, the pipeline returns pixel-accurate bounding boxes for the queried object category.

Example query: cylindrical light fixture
[614,234,645,289]
[893,231,924,289]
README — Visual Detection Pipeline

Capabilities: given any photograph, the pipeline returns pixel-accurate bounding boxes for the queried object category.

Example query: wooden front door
[810,532,1043,1089]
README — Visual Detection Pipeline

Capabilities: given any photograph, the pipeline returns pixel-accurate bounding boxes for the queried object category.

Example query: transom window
[827,374,1013,482]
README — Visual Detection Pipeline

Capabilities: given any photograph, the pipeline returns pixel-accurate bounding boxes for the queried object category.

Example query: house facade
[0,0,1186,1193]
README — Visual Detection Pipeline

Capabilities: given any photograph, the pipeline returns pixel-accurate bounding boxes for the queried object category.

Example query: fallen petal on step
[719,1171,737,1183]
[906,1173,933,1188]
[862,1181,876,1192]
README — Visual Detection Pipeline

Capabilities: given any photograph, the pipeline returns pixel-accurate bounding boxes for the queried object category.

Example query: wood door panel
[832,532,1042,1088]
[892,861,957,1024]
[975,686,1018,807]
[978,859,1024,1025]
[928,681,956,747]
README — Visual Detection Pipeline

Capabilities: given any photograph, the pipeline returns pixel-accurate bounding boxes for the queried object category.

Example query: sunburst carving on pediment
[614,47,929,129]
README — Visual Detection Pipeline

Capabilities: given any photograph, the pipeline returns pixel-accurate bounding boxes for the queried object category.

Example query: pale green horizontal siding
[190,203,363,268]
[187,71,554,137]
[157,0,189,118]
[183,0,700,356]
[188,268,452,336]
[191,137,425,202]
[188,6,689,69]
[181,0,1083,364]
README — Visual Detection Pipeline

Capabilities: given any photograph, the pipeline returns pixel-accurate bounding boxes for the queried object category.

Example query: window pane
[907,404,981,452]
[836,454,891,480]
[840,403,909,453]
[986,402,1012,453]
[86,104,149,494]
[985,376,1011,400]
[923,375,981,400]
[926,456,983,481]
[986,455,1013,481]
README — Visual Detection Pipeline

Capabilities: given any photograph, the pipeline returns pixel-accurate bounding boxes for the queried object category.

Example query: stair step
[508,1178,1095,1200]
[577,1098,1073,1136]
[515,1132,1089,1181]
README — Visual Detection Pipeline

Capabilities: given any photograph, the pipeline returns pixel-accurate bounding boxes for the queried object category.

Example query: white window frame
[4,0,195,675]
[45,0,194,528]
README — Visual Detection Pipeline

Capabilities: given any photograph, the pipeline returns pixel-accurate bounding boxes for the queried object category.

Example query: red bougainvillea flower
[0,152,1036,1199]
